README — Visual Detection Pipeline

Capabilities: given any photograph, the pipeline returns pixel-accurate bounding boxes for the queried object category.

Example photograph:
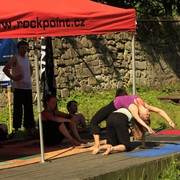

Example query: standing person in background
[67,100,87,133]
[3,40,35,137]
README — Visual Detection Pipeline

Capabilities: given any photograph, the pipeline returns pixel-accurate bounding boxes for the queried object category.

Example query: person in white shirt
[3,40,35,137]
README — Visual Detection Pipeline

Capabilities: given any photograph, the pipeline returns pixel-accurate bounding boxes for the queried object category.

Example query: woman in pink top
[91,89,176,155]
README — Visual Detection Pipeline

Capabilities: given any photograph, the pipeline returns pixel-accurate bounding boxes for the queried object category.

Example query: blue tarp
[125,143,180,157]
[0,39,17,87]
[0,39,17,64]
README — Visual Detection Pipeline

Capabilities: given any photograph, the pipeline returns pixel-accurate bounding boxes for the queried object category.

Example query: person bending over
[131,98,175,148]
[91,88,176,154]
[100,108,133,155]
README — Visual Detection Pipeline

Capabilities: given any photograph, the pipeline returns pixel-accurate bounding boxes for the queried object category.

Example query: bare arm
[146,104,176,128]
[55,110,71,118]
[3,55,23,81]
[41,111,71,123]
[3,56,16,80]
[128,104,155,134]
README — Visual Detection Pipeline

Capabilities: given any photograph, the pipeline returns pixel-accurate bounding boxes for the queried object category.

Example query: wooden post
[7,86,12,133]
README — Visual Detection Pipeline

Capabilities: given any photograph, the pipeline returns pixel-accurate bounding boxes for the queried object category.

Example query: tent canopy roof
[0,0,136,38]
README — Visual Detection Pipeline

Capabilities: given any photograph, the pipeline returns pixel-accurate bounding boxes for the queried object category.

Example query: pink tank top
[114,95,140,109]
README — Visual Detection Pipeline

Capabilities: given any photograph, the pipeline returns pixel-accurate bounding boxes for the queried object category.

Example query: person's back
[114,95,140,109]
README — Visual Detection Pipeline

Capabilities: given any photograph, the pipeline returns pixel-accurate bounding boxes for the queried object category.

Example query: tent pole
[7,86,12,133]
[132,35,136,95]
[34,50,45,163]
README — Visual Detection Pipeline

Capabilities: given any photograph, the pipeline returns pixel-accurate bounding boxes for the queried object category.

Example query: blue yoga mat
[125,143,180,157]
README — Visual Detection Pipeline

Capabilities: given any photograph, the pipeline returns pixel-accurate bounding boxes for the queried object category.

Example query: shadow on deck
[0,131,179,180]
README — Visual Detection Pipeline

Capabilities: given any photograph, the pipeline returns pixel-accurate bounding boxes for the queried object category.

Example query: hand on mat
[147,127,155,134]
[168,120,176,129]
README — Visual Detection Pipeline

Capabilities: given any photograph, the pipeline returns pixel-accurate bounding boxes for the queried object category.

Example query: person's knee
[59,123,66,131]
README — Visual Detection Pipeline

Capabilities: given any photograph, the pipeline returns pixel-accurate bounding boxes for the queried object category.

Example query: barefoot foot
[102,144,113,155]
[92,145,100,155]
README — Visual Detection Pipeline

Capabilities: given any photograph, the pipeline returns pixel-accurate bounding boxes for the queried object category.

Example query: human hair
[115,87,128,97]
[132,119,150,140]
[43,94,56,108]
[17,40,29,49]
[67,100,77,111]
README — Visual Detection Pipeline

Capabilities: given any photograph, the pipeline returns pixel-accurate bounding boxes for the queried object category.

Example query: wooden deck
[158,93,180,105]
[0,132,180,180]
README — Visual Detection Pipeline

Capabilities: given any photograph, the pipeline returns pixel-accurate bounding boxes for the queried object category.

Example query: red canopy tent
[0,0,136,162]
[0,0,136,37]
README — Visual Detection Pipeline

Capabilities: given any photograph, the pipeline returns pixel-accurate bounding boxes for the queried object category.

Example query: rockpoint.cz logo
[0,17,86,30]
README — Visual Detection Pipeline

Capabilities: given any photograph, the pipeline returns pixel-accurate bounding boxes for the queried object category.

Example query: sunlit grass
[0,86,179,132]
[156,156,180,180]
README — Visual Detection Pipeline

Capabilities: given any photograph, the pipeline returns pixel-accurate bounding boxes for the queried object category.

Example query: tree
[92,0,180,18]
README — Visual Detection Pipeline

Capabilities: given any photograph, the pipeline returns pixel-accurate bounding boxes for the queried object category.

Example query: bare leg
[69,121,87,143]
[101,144,126,155]
[101,144,113,155]
[92,134,100,155]
[59,123,80,146]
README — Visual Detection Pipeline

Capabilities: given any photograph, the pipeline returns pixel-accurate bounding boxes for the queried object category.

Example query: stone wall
[52,19,180,97]
[136,19,180,87]
[53,33,134,97]
[0,19,180,106]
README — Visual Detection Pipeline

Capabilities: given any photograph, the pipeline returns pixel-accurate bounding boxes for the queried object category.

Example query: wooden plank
[158,93,180,104]
[0,134,179,180]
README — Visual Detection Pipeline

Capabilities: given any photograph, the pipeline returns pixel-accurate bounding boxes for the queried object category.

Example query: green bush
[156,156,180,180]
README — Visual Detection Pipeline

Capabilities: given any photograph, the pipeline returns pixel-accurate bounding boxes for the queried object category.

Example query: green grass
[0,86,179,132]
[156,156,180,180]
[0,86,179,179]
[56,87,180,130]
[134,89,180,129]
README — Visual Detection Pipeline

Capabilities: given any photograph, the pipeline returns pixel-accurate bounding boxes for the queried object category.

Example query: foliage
[134,87,180,129]
[0,86,179,132]
[156,156,180,180]
[56,86,180,129]
[0,108,11,128]
[57,90,116,127]
[92,0,180,18]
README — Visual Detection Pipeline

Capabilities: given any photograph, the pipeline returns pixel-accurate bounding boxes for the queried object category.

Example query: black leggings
[90,101,116,134]
[13,89,35,129]
[42,121,69,146]
[106,113,130,150]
